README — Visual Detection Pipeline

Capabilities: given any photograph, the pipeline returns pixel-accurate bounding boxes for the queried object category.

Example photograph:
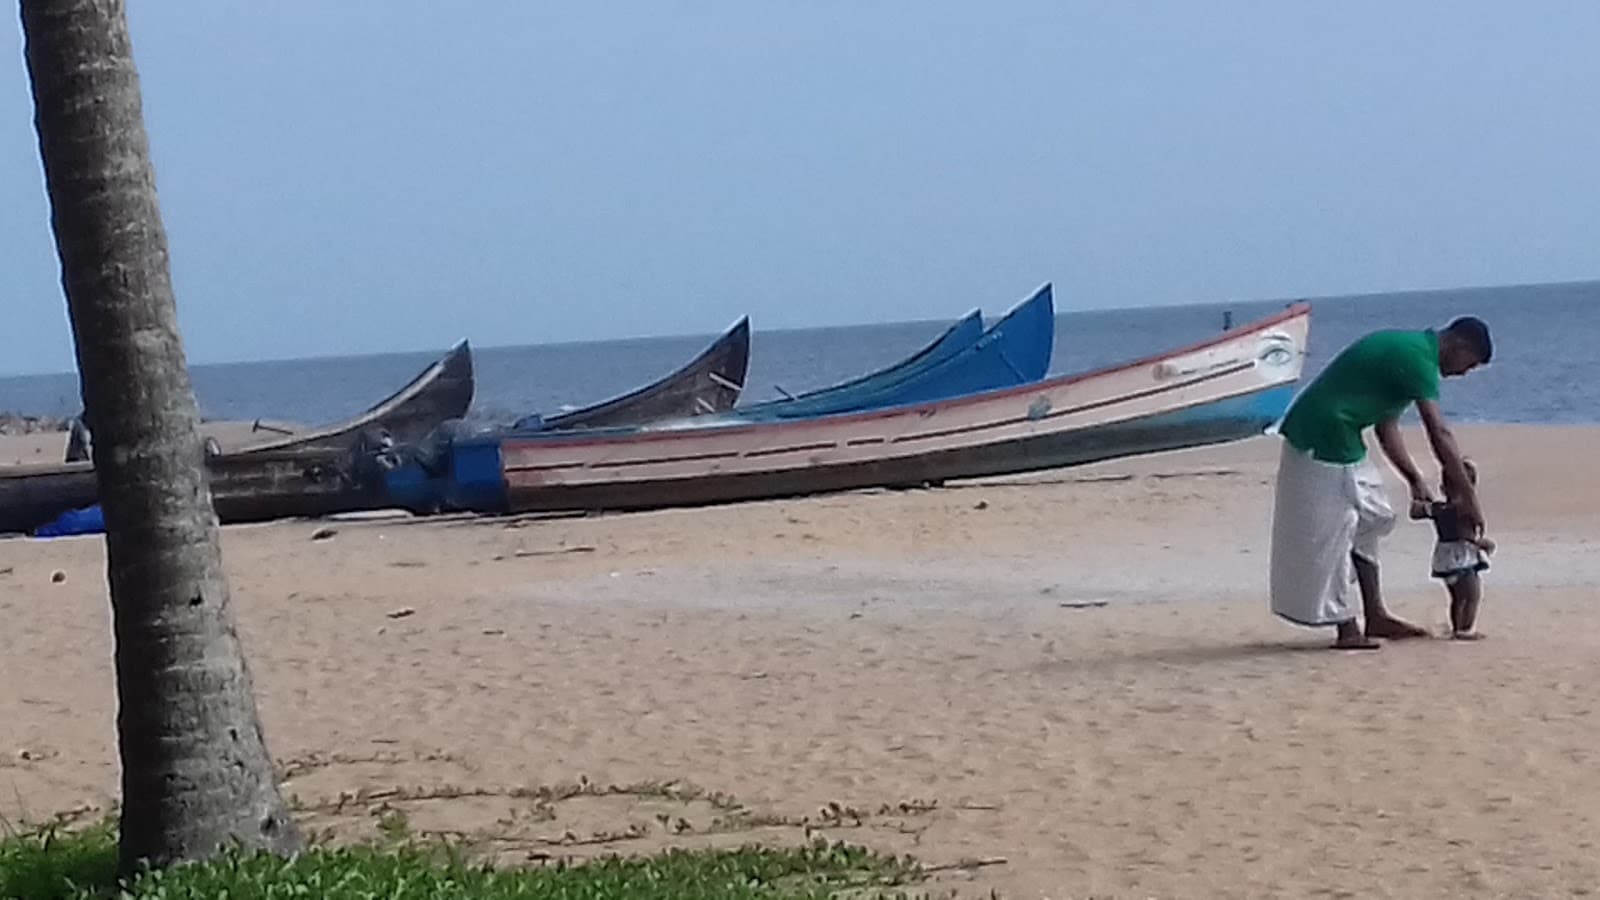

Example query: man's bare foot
[1365,616,1429,640]
[1333,621,1381,650]
[1451,630,1486,641]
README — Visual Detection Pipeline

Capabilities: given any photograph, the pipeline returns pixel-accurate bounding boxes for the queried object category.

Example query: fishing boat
[736,308,984,413]
[513,317,750,431]
[386,304,1309,516]
[722,283,1054,424]
[2,340,475,535]
[2,443,392,537]
[234,339,474,455]
[64,339,474,461]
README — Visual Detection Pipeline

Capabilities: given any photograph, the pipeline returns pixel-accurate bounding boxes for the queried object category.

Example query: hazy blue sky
[3,2,1597,375]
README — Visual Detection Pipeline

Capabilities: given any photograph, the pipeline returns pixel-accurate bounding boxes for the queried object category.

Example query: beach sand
[2,424,1597,898]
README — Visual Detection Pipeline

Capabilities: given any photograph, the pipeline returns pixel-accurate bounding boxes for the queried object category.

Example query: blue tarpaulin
[33,504,105,538]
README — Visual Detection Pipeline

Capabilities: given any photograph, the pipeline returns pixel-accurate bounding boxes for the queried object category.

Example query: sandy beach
[3,424,1598,898]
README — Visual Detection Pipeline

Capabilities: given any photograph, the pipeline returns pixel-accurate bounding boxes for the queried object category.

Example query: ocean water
[1,280,1594,429]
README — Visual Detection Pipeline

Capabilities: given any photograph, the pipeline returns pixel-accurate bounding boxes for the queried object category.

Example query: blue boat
[734,307,986,418]
[694,283,1055,427]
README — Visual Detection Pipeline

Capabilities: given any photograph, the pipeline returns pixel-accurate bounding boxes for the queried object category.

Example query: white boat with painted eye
[418,304,1312,515]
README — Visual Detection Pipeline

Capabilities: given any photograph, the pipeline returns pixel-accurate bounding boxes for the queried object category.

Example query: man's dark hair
[1444,316,1493,364]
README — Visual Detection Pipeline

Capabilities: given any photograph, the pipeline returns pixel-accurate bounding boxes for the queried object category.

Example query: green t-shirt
[1278,329,1441,464]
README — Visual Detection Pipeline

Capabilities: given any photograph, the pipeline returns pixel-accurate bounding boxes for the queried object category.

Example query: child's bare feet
[1451,630,1486,641]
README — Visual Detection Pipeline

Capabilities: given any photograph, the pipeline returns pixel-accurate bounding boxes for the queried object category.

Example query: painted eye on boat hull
[1257,337,1295,367]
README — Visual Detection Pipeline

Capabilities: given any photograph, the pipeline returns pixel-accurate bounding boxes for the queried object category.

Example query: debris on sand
[0,413,71,436]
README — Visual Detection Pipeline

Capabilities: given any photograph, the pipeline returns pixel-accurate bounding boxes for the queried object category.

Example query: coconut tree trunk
[19,0,301,872]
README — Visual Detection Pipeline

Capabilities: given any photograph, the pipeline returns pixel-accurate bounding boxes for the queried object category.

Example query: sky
[2,2,1597,376]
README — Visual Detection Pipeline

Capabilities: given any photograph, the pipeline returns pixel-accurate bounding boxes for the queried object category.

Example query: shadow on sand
[1034,637,1346,675]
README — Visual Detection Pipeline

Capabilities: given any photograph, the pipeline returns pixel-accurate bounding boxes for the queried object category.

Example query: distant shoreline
[0,412,70,436]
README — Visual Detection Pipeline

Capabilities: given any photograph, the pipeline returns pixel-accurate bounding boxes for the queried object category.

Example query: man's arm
[1415,398,1483,527]
[1375,416,1427,496]
[1375,415,1440,522]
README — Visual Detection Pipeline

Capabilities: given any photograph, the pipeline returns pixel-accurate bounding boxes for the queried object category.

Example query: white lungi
[1269,440,1396,627]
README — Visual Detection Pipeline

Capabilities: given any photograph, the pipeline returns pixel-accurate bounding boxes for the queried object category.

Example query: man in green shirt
[1269,317,1493,649]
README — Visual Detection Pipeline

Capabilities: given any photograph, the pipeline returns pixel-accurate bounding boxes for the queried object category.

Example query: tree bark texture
[19,0,302,872]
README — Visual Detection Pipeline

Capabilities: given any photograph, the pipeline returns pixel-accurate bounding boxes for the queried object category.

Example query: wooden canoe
[0,445,389,536]
[233,339,474,455]
[393,304,1309,515]
[2,340,473,535]
[513,317,750,431]
[63,339,474,461]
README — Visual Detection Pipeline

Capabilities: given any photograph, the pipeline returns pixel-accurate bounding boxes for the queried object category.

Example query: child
[1413,460,1495,639]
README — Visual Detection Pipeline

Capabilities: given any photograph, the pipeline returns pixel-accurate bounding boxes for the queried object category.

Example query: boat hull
[236,339,474,455]
[0,338,473,535]
[412,304,1309,516]
[464,386,1289,513]
[729,283,1053,422]
[517,317,751,431]
[0,448,383,536]
[734,309,984,416]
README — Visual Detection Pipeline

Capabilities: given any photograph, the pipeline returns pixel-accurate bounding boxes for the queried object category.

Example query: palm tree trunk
[20,0,302,872]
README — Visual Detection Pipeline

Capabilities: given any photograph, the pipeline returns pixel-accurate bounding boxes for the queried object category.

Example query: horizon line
[2,274,1595,380]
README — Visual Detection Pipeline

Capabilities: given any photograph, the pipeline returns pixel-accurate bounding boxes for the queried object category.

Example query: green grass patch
[0,821,118,900]
[0,821,924,899]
